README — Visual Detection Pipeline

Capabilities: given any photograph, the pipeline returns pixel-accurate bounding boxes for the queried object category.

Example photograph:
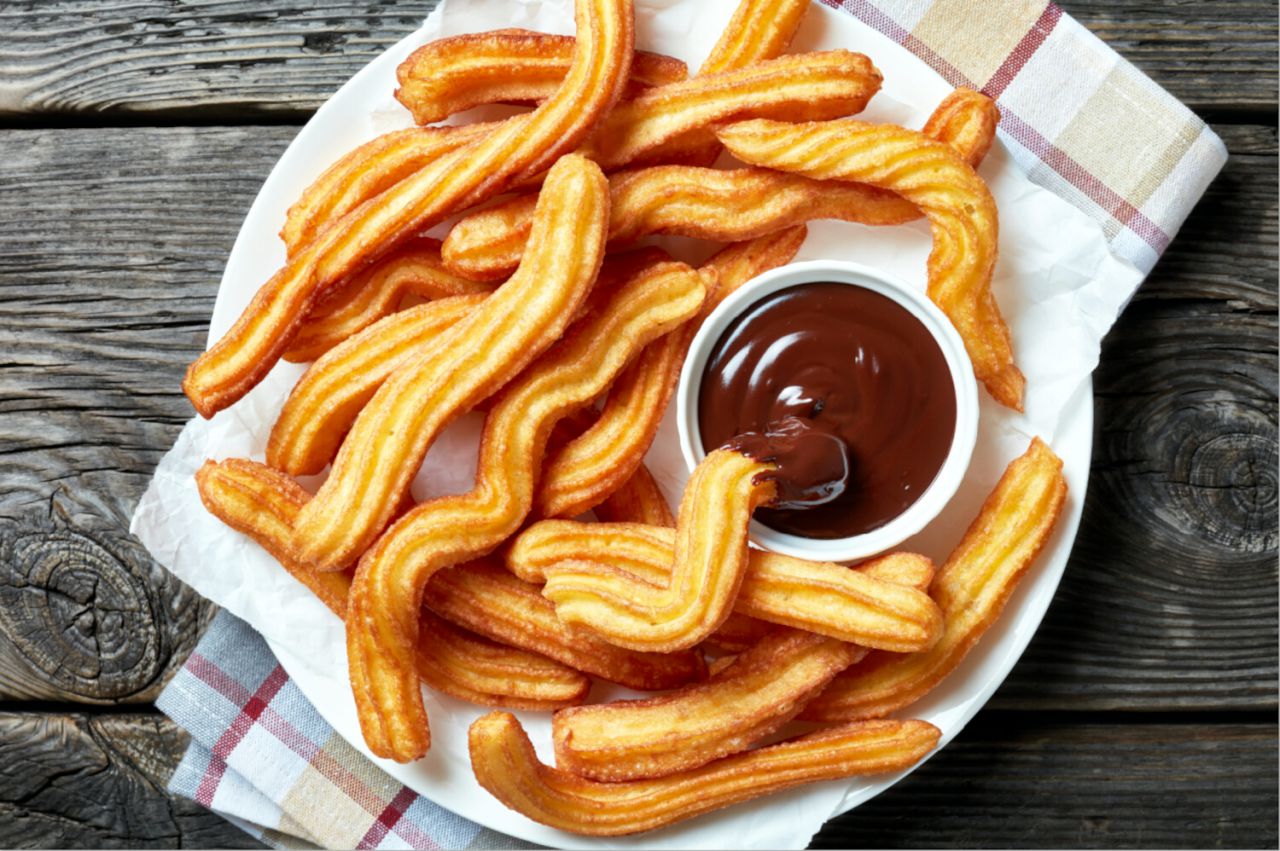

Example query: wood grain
[0,122,1273,714]
[814,719,1279,849]
[0,1,1272,120]
[0,713,261,848]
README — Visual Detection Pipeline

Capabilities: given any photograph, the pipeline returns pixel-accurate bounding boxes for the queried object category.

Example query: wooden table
[0,2,1274,847]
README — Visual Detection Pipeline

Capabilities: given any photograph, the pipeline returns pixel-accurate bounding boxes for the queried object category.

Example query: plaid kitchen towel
[158,1,1226,847]
[158,610,532,850]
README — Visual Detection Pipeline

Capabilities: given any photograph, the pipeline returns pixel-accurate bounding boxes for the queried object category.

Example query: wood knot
[0,525,164,700]
[1179,431,1277,554]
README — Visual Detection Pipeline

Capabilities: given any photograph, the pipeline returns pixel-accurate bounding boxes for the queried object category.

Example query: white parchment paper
[133,1,1143,847]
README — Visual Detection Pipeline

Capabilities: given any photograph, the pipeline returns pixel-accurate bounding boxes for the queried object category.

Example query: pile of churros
[189,0,1067,835]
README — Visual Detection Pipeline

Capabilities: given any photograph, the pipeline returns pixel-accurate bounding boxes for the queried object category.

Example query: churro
[699,0,811,75]
[512,521,942,651]
[593,462,674,526]
[268,295,484,477]
[541,448,776,653]
[536,229,805,518]
[292,154,610,572]
[424,560,705,690]
[183,0,632,416]
[716,117,1025,409]
[283,240,491,363]
[802,438,1067,721]
[444,89,997,281]
[347,259,708,760]
[396,29,686,124]
[193,458,589,711]
[470,711,940,835]
[553,629,864,781]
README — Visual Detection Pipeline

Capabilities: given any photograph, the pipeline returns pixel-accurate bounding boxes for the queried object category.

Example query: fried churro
[347,259,708,760]
[553,629,864,781]
[593,462,674,526]
[292,154,610,572]
[268,295,484,477]
[802,438,1067,721]
[700,0,811,74]
[535,228,806,519]
[193,458,589,711]
[470,711,940,835]
[444,88,997,281]
[512,521,942,651]
[396,29,686,124]
[716,117,1024,409]
[283,240,491,363]
[424,560,705,690]
[184,0,632,417]
[540,448,776,653]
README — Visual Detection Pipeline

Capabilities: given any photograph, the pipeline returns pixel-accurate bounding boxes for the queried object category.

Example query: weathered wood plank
[0,713,262,849]
[814,719,1279,849]
[0,122,1274,710]
[0,1,1272,120]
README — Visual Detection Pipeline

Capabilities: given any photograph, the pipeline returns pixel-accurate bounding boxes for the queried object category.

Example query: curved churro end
[699,0,812,75]
[857,551,937,593]
[425,561,706,691]
[801,438,1066,722]
[396,29,686,124]
[542,447,775,653]
[716,117,1023,410]
[551,628,864,781]
[469,711,940,836]
[923,88,1001,169]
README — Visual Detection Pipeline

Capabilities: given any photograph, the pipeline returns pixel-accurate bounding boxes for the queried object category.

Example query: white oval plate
[199,1,1106,847]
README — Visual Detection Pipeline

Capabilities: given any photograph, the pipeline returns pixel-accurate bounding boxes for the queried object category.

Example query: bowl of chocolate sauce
[676,260,980,563]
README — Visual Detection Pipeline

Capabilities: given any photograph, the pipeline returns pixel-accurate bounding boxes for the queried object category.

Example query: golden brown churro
[716,117,1025,409]
[552,629,865,781]
[802,438,1067,721]
[396,29,687,124]
[535,228,806,518]
[470,711,940,835]
[699,0,811,75]
[424,560,706,690]
[292,154,610,572]
[347,259,708,760]
[443,88,998,281]
[511,521,942,652]
[183,0,632,417]
[193,459,589,711]
[267,295,485,477]
[593,463,675,526]
[283,240,491,363]
[541,448,776,653]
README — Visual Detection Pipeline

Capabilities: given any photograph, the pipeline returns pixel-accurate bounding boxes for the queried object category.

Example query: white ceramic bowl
[676,259,980,563]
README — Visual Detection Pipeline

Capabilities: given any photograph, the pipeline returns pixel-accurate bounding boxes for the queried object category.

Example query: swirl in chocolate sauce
[699,282,957,539]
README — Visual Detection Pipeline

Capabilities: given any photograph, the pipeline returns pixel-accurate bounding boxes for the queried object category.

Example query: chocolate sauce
[699,282,956,539]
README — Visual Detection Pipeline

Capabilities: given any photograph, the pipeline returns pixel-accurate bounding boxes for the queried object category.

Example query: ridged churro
[802,438,1067,721]
[396,29,686,124]
[444,88,998,281]
[536,229,806,518]
[470,711,940,835]
[700,0,811,74]
[184,0,632,416]
[193,458,589,711]
[553,629,864,781]
[512,521,942,652]
[268,295,484,477]
[716,117,1025,409]
[541,448,776,653]
[424,560,706,690]
[347,259,708,760]
[292,154,610,572]
[283,240,492,363]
